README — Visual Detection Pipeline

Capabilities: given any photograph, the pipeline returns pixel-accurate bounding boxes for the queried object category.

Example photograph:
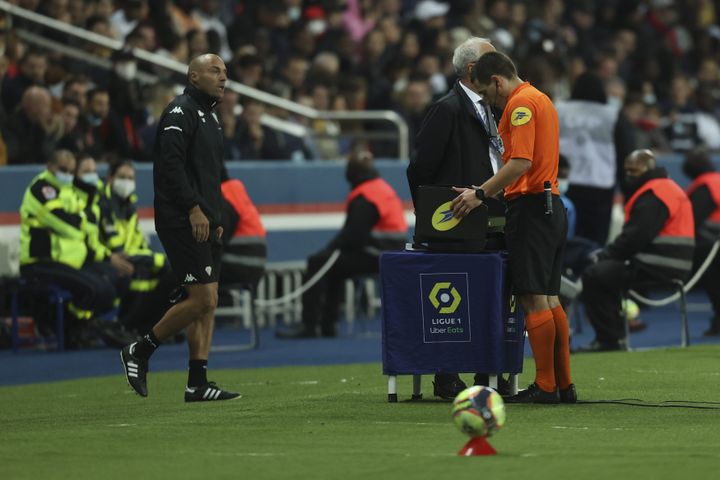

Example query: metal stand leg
[388,376,397,403]
[488,374,498,390]
[509,374,518,395]
[411,375,422,400]
[676,280,689,348]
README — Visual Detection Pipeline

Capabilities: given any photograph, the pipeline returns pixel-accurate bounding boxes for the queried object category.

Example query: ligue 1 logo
[428,282,461,314]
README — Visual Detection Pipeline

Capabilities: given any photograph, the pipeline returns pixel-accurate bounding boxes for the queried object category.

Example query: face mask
[112,178,136,199]
[307,19,327,36]
[288,6,301,21]
[88,114,102,127]
[80,172,99,186]
[607,96,622,108]
[115,61,137,81]
[558,179,569,195]
[55,171,74,185]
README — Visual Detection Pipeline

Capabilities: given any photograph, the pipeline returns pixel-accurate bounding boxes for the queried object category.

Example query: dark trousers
[581,259,664,343]
[20,261,122,317]
[301,249,379,331]
[119,265,176,333]
[581,259,630,343]
[567,185,614,246]
[694,241,720,317]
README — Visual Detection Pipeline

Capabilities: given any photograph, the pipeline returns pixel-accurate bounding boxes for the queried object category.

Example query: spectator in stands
[558,154,576,241]
[186,29,210,62]
[219,168,267,291]
[19,150,129,348]
[234,98,304,161]
[61,75,91,111]
[84,88,131,160]
[2,50,47,113]
[682,148,720,336]
[576,149,695,352]
[271,55,309,100]
[663,74,703,152]
[556,72,634,246]
[396,76,432,158]
[192,0,232,61]
[110,0,149,41]
[57,99,84,153]
[106,49,146,155]
[4,86,60,165]
[276,149,407,339]
[232,54,264,89]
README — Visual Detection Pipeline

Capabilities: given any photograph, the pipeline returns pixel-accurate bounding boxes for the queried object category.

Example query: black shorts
[505,193,567,295]
[157,227,223,285]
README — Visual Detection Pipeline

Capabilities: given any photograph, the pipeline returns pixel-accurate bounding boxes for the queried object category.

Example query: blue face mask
[80,172,99,186]
[55,171,74,185]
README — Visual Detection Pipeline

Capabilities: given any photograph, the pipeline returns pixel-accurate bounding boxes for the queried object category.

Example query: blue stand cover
[380,250,525,375]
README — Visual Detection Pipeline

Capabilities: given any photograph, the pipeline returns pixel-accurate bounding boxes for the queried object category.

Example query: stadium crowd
[0,0,718,165]
[2,0,720,351]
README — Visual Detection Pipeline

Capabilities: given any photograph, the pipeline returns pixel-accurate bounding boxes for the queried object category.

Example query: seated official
[576,149,695,352]
[19,150,123,348]
[277,150,408,339]
[99,159,176,335]
[682,148,720,336]
[219,169,267,291]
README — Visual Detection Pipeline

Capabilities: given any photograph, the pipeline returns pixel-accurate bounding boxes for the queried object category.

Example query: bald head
[21,86,52,126]
[187,53,228,99]
[624,149,656,178]
[345,150,377,186]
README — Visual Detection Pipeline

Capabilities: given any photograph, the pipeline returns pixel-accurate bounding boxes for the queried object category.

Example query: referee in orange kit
[452,52,574,404]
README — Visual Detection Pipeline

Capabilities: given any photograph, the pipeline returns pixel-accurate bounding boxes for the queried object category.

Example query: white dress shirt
[459,82,501,174]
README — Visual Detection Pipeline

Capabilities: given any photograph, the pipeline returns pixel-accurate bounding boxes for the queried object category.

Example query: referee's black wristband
[474,188,486,201]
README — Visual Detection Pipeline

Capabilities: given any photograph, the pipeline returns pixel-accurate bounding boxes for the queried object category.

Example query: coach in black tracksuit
[120,54,240,402]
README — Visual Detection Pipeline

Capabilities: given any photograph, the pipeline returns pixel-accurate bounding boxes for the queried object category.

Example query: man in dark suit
[406,37,503,400]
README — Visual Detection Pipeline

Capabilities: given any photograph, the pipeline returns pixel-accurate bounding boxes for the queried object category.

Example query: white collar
[458,81,484,105]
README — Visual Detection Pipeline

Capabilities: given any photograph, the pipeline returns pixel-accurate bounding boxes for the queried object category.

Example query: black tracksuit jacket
[153,85,224,230]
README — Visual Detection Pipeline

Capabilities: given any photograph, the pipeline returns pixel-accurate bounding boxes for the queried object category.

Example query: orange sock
[525,309,556,392]
[551,305,572,389]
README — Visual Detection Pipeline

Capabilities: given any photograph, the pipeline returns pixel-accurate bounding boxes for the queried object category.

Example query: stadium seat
[212,284,259,352]
[626,275,689,349]
[344,275,381,335]
[10,277,72,353]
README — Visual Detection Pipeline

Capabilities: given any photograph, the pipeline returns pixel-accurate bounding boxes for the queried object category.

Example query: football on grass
[452,385,506,438]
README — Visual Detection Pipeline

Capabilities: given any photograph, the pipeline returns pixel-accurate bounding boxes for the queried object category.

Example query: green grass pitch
[2,346,719,480]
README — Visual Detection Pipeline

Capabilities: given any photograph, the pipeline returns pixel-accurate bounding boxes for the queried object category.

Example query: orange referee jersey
[498,82,560,200]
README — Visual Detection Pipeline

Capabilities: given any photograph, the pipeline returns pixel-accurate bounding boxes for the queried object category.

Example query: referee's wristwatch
[474,187,486,201]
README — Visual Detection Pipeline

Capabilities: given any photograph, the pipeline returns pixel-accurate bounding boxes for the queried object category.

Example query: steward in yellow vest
[19,150,122,348]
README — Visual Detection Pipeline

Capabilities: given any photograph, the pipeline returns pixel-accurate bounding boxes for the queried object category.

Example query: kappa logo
[212,112,219,124]
[431,201,461,231]
[169,106,183,115]
[205,266,212,276]
[510,106,532,126]
[428,282,462,314]
[184,273,197,283]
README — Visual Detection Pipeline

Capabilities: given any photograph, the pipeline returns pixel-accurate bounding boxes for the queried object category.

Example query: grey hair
[452,37,491,78]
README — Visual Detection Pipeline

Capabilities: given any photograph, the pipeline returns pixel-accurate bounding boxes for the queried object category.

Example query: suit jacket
[406,80,494,205]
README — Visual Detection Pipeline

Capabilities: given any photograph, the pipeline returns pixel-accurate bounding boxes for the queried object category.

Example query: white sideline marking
[209,452,285,457]
[373,421,445,426]
[107,424,137,427]
[290,380,319,385]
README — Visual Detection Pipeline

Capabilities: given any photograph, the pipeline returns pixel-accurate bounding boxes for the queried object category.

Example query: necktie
[478,101,505,155]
